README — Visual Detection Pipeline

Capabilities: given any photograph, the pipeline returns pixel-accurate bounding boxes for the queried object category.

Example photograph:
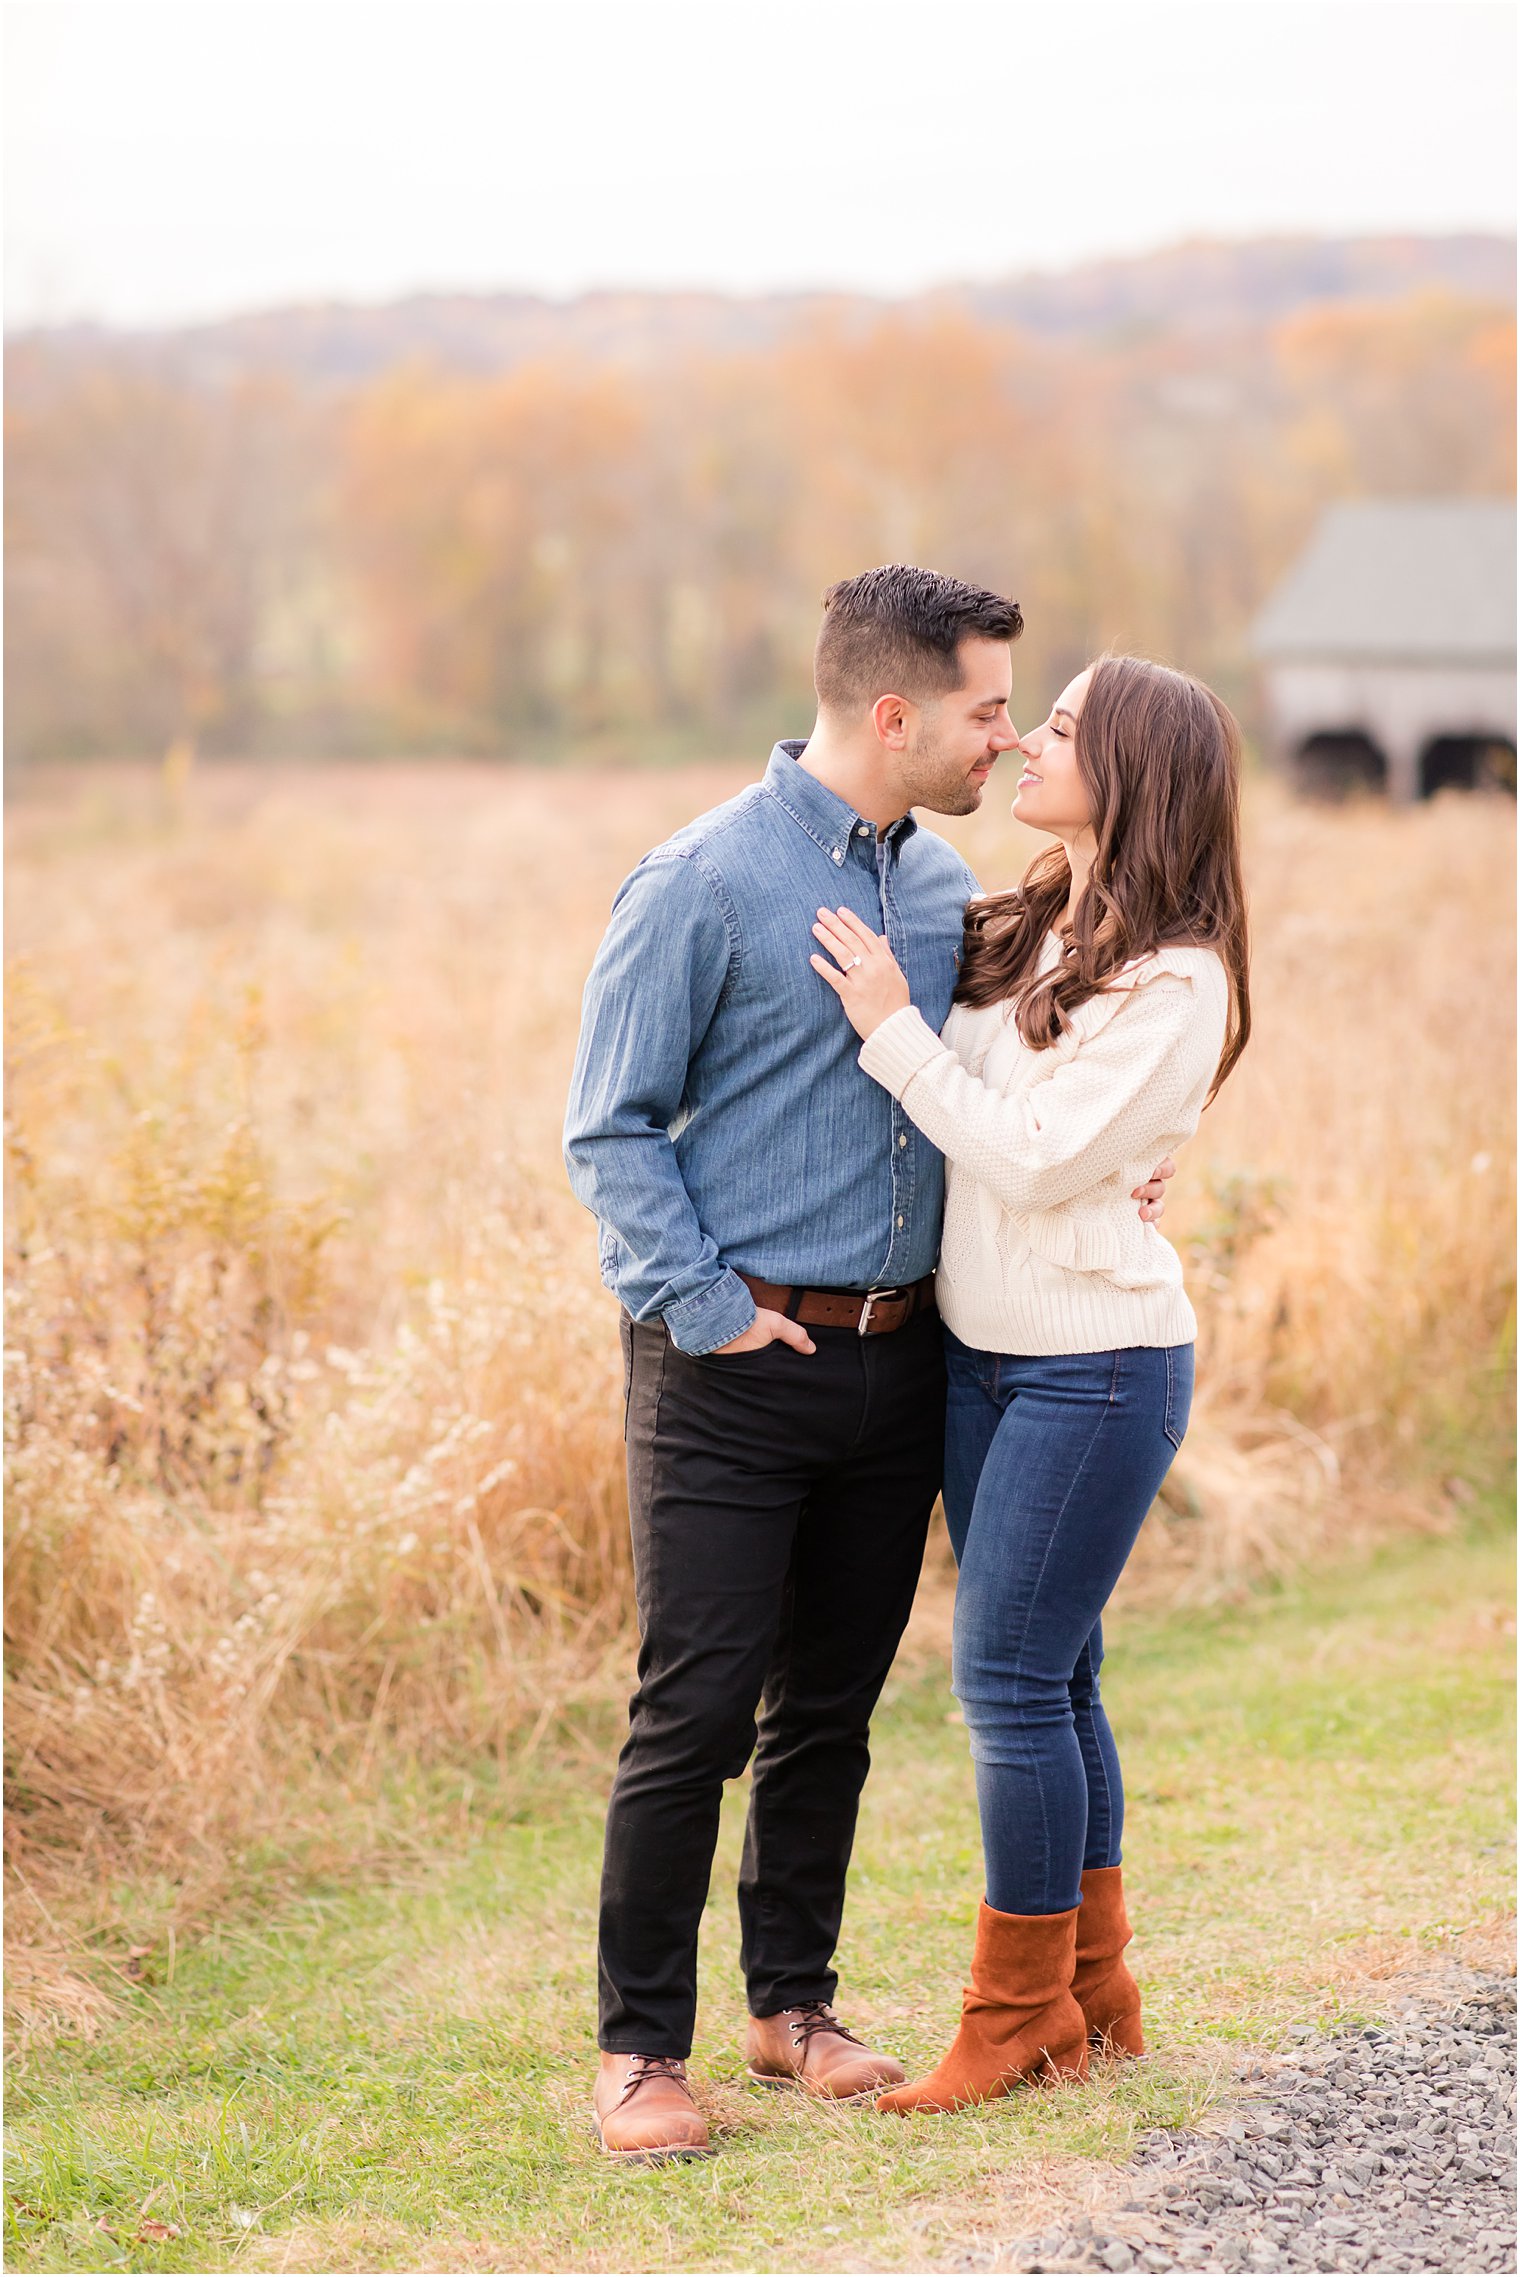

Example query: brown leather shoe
[593,2052,713,2161]
[877,1902,1089,2116]
[747,1999,906,2099]
[1073,1865,1145,2056]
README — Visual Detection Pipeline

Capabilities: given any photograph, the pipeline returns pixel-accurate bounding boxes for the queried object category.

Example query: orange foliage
[340,362,650,734]
[1276,291,1517,497]
[6,293,1514,759]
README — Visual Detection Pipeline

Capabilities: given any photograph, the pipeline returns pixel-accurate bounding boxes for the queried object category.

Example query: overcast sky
[5,0,1516,331]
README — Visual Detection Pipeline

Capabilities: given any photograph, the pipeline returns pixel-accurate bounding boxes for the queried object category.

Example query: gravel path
[1001,1967,1516,2274]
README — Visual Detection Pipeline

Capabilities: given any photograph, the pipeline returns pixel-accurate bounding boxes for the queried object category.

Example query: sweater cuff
[858,1005,947,1099]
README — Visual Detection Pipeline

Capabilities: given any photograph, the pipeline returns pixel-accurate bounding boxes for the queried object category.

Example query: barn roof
[1251,500,1517,663]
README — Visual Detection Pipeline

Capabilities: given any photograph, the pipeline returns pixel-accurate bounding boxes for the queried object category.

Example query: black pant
[598,1306,947,2055]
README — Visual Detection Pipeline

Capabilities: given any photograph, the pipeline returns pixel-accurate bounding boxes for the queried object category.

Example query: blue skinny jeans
[942,1329,1193,1917]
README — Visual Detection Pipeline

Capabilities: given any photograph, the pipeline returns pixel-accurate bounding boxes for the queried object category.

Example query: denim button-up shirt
[564,742,977,1354]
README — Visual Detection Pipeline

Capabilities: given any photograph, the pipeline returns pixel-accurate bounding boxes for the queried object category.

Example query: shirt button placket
[880,839,910,1275]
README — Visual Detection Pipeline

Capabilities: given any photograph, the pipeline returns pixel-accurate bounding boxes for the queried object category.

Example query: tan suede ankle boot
[877,1902,1089,2116]
[1072,1865,1144,2056]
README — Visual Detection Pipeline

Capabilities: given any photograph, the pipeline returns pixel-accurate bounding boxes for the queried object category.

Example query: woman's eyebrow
[1052,707,1075,724]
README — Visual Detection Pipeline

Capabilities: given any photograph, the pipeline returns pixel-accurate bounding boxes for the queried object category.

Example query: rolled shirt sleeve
[563,854,758,1354]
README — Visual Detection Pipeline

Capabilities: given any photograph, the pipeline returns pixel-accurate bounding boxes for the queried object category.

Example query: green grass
[5,1525,1514,2273]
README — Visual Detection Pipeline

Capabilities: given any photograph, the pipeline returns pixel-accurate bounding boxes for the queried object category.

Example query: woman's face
[1011,667,1094,840]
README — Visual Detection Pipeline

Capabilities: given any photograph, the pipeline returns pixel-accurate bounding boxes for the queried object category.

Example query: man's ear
[871,692,911,750]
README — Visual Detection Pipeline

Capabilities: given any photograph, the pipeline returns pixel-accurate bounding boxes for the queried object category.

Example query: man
[564,565,1172,2160]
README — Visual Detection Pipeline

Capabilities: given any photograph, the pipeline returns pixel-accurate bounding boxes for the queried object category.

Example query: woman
[809,653,1250,2114]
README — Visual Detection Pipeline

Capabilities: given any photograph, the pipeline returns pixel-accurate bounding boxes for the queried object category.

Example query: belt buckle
[857,1285,904,1336]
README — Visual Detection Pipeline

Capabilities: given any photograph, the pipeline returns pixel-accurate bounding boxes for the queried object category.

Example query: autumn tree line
[4,289,1513,762]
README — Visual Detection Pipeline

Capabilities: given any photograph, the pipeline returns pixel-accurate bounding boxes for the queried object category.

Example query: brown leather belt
[738,1271,937,1337]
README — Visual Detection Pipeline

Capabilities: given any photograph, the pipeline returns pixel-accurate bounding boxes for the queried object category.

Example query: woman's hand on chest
[810,905,912,1039]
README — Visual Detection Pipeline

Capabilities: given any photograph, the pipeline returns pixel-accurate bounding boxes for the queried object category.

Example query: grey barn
[1250,499,1517,800]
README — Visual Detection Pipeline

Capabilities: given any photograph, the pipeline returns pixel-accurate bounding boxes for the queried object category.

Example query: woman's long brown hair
[956,654,1251,1100]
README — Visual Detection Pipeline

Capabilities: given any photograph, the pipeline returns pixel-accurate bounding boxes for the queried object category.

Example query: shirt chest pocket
[732,920,845,1028]
[734,877,898,1017]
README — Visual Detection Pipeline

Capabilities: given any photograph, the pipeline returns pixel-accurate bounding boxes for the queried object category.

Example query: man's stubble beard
[900,719,988,818]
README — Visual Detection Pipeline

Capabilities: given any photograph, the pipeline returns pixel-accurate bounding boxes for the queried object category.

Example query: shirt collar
[763,740,919,863]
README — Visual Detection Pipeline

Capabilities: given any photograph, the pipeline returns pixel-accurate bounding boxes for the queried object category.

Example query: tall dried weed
[4,761,1514,1992]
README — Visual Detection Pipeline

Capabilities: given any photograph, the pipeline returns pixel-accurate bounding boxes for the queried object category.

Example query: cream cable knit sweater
[857,933,1229,1356]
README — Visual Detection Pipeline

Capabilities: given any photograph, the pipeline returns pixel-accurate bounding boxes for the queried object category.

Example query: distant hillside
[13,232,1514,390]
[961,232,1515,337]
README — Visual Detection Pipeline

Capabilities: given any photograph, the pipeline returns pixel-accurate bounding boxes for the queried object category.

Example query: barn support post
[1381,732,1421,807]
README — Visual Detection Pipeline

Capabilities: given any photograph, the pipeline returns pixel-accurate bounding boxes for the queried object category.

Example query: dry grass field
[4,757,1515,2025]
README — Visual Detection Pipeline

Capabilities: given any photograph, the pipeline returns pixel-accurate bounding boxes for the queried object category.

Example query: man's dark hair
[814,564,1023,714]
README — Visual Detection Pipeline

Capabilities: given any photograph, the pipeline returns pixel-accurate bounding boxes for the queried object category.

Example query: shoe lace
[620,2053,689,2104]
[788,2000,865,2051]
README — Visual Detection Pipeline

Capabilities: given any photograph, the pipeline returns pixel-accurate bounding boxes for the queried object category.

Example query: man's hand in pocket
[712,1308,817,1356]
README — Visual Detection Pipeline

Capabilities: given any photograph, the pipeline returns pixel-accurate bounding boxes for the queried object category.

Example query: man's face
[896,638,1019,816]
